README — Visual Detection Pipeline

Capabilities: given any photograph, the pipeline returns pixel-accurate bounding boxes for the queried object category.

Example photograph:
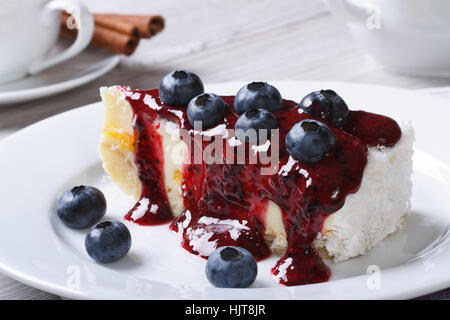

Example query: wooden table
[1,0,449,299]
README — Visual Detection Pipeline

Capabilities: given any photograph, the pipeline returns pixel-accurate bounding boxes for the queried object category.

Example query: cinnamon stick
[91,24,140,56]
[94,14,165,38]
[60,16,139,56]
[93,14,139,38]
[60,13,164,55]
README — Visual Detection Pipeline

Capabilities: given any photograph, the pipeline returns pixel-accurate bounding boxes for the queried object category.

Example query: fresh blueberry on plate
[299,90,349,127]
[285,119,335,163]
[187,93,227,129]
[205,246,258,288]
[235,108,278,145]
[56,185,106,229]
[159,70,204,106]
[234,82,282,114]
[85,220,132,263]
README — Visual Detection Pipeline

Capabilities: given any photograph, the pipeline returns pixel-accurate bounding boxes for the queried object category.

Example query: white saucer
[0,81,449,299]
[0,41,120,105]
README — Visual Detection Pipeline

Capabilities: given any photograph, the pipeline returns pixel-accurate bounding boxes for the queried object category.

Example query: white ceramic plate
[0,81,449,300]
[0,41,120,105]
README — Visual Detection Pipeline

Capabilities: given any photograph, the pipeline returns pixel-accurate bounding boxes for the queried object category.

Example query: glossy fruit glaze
[120,87,401,286]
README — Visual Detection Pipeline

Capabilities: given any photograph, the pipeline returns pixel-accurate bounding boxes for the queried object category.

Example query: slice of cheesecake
[99,85,414,285]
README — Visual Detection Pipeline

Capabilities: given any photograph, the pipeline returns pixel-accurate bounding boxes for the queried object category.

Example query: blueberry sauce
[120,87,401,286]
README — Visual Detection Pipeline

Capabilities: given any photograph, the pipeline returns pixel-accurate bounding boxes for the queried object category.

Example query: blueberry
[235,108,278,145]
[299,90,349,127]
[85,221,132,263]
[56,186,106,229]
[234,82,282,114]
[159,70,204,106]
[187,93,227,129]
[285,120,335,163]
[205,246,257,288]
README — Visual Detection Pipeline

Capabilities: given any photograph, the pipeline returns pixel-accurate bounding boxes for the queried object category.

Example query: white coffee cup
[0,0,94,84]
[325,0,450,77]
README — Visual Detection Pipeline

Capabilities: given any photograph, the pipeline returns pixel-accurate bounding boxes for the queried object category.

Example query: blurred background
[1,0,450,299]
[1,0,450,142]
[82,0,450,87]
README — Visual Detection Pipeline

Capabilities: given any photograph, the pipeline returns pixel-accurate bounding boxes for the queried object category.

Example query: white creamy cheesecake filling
[99,86,414,262]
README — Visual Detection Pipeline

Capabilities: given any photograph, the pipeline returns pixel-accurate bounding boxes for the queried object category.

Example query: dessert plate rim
[0,80,449,300]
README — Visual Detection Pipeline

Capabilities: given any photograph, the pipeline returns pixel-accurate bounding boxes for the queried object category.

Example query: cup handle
[342,0,372,23]
[325,0,371,23]
[28,0,94,75]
